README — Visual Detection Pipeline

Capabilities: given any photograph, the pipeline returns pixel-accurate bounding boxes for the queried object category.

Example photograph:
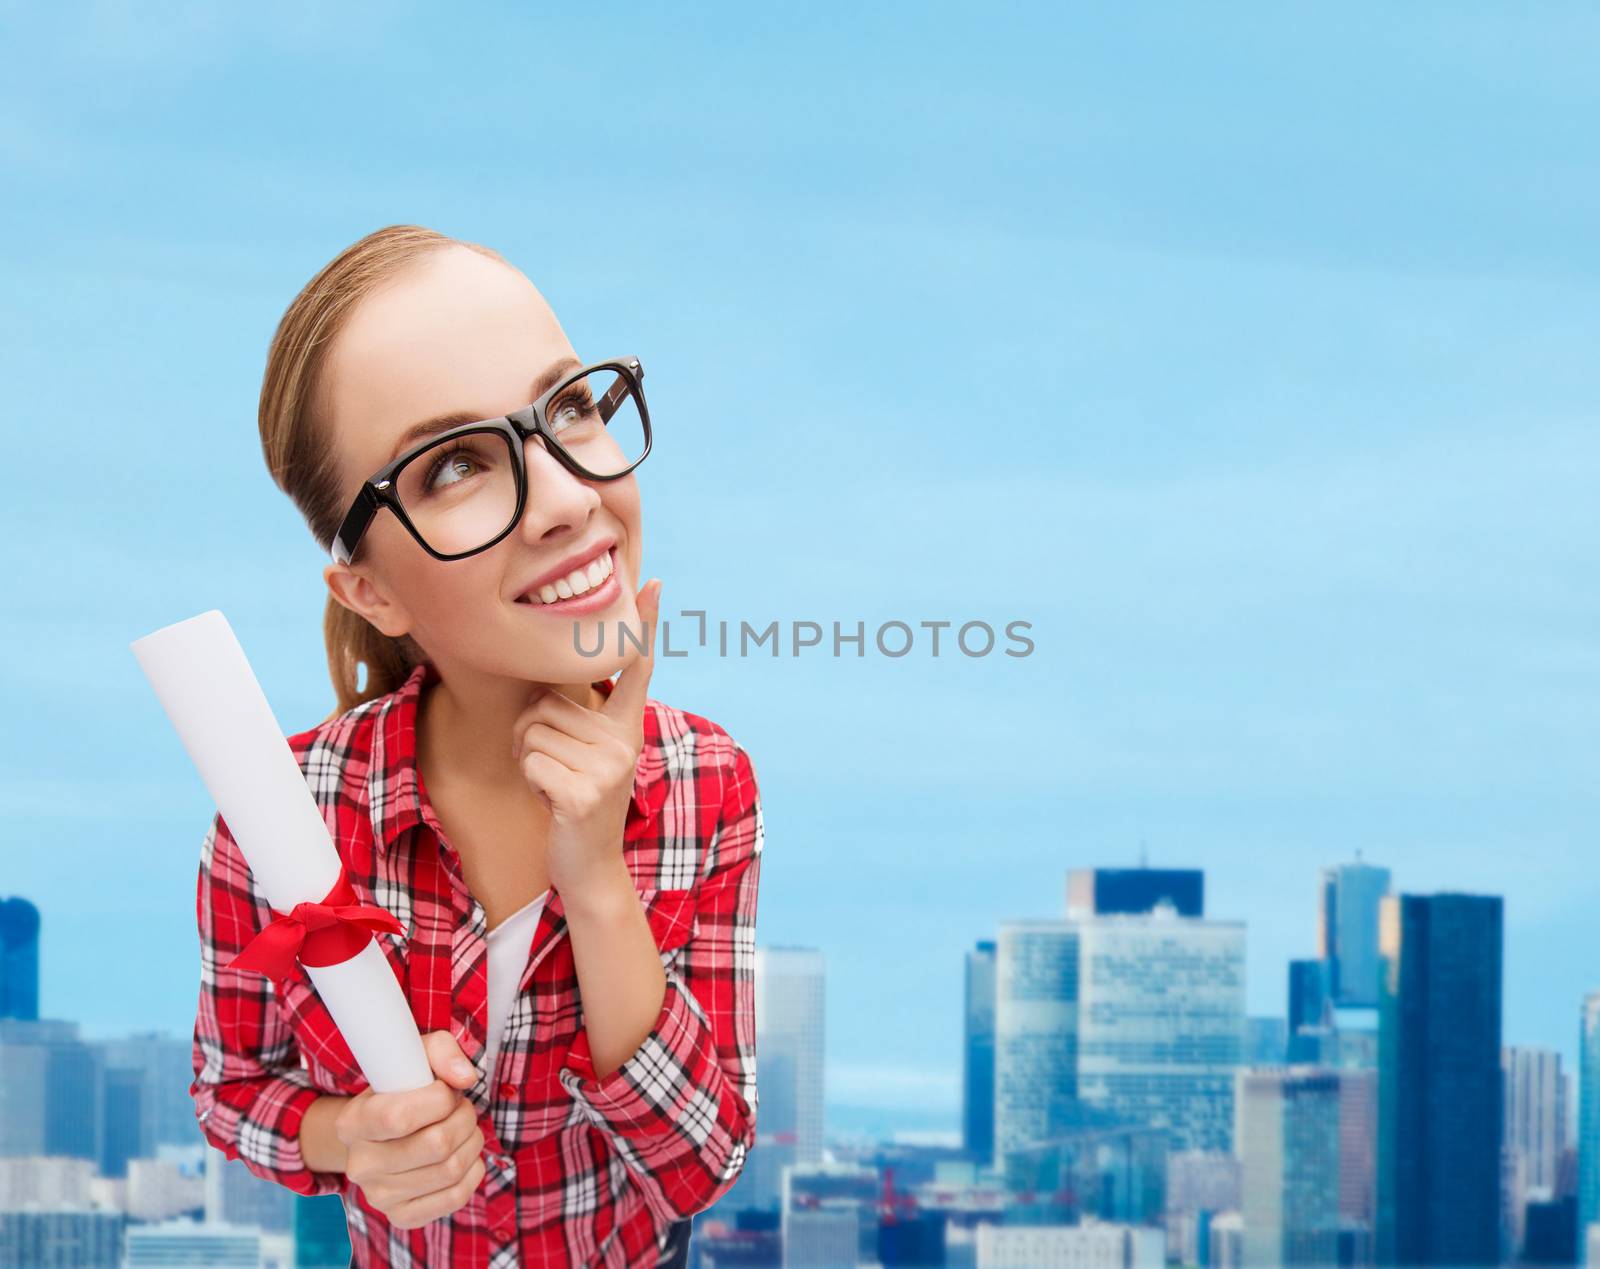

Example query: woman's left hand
[512,577,662,897]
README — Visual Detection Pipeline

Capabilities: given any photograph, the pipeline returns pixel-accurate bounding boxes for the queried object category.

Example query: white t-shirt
[482,888,551,1078]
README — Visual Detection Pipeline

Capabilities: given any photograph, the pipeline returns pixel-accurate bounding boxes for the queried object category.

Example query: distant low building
[124,1218,262,1267]
[0,1207,124,1268]
[975,1220,1164,1268]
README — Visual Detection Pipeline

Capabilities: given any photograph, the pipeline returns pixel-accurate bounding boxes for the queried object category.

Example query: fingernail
[452,1059,474,1080]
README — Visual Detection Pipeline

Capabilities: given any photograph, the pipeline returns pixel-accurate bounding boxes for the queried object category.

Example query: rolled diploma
[132,608,432,1093]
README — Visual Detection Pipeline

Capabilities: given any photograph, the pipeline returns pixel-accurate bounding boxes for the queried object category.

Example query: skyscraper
[1235,1066,1341,1267]
[1317,861,1391,1007]
[723,945,824,1213]
[1504,1046,1568,1198]
[1335,1067,1378,1230]
[963,940,996,1163]
[1066,867,1204,919]
[97,1031,204,1150]
[1287,959,1333,1063]
[0,898,40,1022]
[99,1065,148,1180]
[0,1019,100,1162]
[205,1146,293,1233]
[781,1163,878,1267]
[993,921,1079,1169]
[1076,908,1246,1152]
[1375,892,1503,1266]
[1247,1017,1288,1065]
[1577,992,1600,1242]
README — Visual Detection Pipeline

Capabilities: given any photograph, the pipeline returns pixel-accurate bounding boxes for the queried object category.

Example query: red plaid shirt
[190,660,762,1267]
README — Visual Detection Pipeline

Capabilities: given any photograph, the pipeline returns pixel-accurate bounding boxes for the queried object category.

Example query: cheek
[397,557,499,626]
[602,480,643,575]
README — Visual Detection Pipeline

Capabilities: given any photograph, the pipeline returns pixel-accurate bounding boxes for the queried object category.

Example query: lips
[515,544,617,606]
[514,535,617,599]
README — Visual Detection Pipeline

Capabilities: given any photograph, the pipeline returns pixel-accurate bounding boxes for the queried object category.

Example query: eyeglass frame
[330,355,651,566]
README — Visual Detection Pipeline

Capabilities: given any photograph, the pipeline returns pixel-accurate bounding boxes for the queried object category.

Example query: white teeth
[528,548,613,606]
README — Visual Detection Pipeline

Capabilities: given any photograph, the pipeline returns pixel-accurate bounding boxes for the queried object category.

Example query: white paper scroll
[132,608,432,1094]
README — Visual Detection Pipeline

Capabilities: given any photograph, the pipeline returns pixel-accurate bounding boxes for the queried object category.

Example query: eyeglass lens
[391,367,646,557]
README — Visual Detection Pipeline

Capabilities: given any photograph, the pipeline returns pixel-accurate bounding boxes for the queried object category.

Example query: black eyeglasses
[331,356,651,566]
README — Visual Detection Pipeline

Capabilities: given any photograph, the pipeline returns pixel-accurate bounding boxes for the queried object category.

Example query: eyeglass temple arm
[597,358,643,424]
[331,483,380,565]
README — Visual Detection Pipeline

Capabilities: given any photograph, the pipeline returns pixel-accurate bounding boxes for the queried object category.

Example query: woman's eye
[424,450,477,493]
[549,390,597,432]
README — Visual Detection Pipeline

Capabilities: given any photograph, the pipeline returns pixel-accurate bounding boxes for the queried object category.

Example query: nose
[515,434,601,543]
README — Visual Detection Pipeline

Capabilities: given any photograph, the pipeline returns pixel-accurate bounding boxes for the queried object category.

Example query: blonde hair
[257,224,513,722]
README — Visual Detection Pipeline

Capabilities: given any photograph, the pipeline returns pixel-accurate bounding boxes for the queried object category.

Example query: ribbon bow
[226,868,404,980]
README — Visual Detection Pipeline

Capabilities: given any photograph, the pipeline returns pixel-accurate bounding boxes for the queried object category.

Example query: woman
[189,225,762,1268]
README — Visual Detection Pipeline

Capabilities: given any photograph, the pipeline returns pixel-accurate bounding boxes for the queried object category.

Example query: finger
[389,1156,487,1230]
[382,1121,486,1207]
[511,689,606,762]
[382,1102,484,1182]
[511,689,607,759]
[335,1088,376,1148]
[513,719,593,772]
[521,749,579,810]
[422,1029,479,1090]
[601,577,661,726]
[358,1080,461,1143]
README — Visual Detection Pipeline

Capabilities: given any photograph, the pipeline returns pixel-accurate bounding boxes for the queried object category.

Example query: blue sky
[2,4,1597,1137]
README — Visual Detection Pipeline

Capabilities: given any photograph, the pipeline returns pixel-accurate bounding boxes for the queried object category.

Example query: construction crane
[878,1165,920,1226]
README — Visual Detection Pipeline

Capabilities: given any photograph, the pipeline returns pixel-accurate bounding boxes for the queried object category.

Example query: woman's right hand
[334,1030,488,1230]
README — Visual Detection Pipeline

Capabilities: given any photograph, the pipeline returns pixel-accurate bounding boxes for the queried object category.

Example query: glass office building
[1076,910,1247,1152]
[1375,892,1502,1267]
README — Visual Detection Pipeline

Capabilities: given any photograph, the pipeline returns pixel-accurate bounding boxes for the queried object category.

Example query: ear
[323,561,414,639]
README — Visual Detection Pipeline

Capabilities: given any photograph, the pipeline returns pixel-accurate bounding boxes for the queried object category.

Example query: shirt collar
[367,661,664,855]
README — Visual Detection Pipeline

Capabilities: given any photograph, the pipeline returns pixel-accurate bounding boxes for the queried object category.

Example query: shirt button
[499,1081,518,1098]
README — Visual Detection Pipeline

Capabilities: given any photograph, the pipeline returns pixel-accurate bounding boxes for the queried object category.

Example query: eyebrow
[383,356,585,464]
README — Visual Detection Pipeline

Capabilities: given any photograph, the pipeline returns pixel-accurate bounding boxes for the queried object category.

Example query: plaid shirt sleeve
[190,811,351,1199]
[559,736,763,1225]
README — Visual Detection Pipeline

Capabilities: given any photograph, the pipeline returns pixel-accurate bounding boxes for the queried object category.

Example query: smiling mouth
[515,547,617,606]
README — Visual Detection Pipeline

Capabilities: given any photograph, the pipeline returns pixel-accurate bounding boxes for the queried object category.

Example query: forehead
[322,246,571,478]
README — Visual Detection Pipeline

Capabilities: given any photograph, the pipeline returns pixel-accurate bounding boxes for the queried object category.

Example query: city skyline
[5,849,1594,1264]
[4,844,1582,1143]
[7,853,1576,1143]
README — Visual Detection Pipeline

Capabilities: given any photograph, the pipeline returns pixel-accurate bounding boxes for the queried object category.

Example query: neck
[418,663,599,792]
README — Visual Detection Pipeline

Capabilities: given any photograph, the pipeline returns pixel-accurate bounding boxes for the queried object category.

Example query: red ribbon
[226,868,404,980]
